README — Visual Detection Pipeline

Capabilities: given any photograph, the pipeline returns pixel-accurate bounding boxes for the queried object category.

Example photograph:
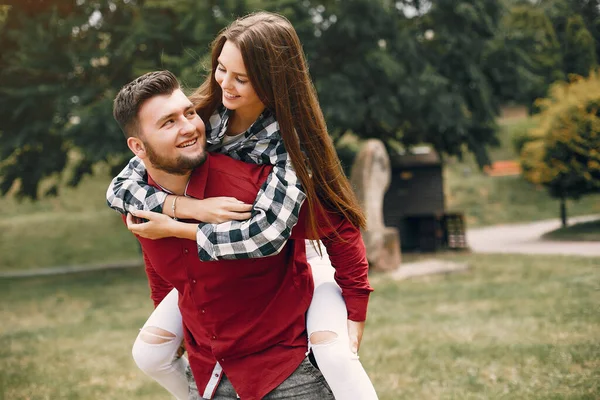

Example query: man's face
[137,89,207,175]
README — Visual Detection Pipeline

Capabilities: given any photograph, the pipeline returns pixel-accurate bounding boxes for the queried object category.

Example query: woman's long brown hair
[190,12,365,238]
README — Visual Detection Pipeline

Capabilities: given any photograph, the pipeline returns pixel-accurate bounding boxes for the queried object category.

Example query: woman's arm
[107,156,168,214]
[195,157,306,261]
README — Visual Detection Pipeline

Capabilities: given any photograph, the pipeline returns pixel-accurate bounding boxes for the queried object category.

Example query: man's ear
[127,137,146,159]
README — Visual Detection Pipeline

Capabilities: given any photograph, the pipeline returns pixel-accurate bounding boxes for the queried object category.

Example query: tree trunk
[560,195,568,227]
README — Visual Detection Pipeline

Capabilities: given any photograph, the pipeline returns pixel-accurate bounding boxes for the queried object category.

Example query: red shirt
[135,153,373,399]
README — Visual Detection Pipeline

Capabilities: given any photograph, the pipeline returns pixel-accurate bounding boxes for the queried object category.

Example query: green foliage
[5,0,598,198]
[521,72,600,200]
[492,5,563,106]
[308,0,505,166]
[540,0,599,77]
[0,0,511,198]
[564,14,597,76]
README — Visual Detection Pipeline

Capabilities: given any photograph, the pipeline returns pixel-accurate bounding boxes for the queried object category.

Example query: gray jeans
[188,357,334,399]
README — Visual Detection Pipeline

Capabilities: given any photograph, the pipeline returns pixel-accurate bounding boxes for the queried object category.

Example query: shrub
[521,71,600,203]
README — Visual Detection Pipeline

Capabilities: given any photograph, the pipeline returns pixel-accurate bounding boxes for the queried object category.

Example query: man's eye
[186,110,196,117]
[162,119,174,127]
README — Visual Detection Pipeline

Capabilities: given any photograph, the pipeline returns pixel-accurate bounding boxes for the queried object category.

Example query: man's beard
[143,140,207,175]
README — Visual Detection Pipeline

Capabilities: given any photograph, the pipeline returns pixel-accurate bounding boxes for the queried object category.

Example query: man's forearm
[169,220,199,241]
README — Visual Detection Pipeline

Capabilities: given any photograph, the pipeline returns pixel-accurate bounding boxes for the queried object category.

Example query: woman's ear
[127,137,146,159]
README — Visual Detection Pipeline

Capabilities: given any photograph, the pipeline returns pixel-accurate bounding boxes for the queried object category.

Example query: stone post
[350,139,401,271]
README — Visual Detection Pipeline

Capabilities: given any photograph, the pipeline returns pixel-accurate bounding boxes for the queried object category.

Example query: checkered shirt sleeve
[197,113,306,260]
[106,156,167,214]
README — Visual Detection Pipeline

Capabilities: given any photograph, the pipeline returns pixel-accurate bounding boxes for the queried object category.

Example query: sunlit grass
[1,253,599,399]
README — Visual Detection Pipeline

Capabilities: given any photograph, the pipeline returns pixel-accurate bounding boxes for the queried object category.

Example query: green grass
[445,117,600,227]
[542,219,600,242]
[1,253,598,399]
[0,172,141,272]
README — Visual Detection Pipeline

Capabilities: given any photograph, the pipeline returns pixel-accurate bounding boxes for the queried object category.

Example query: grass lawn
[542,219,600,242]
[1,253,599,399]
[0,171,141,272]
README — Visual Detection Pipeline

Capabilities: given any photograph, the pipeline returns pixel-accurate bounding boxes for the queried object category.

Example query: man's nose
[180,117,196,135]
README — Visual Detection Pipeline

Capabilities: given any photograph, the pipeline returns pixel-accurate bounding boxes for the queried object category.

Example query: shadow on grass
[542,219,600,242]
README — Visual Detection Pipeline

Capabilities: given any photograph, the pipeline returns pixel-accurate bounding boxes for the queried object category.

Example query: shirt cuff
[196,222,218,261]
[343,293,371,322]
[148,192,168,213]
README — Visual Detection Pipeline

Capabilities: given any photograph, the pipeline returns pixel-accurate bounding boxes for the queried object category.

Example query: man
[112,70,372,399]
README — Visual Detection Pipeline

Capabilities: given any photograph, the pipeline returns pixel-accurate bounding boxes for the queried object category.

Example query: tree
[540,0,598,77]
[0,0,245,198]
[520,72,600,226]
[564,14,597,76]
[489,4,563,107]
[301,0,506,166]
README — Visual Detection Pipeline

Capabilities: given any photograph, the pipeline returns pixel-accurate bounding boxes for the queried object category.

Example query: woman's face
[215,40,265,116]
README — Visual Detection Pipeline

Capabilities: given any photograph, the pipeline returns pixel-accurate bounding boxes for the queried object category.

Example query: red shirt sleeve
[291,203,373,321]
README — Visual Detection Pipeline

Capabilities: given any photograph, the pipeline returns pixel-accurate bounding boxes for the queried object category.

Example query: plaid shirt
[106,105,306,261]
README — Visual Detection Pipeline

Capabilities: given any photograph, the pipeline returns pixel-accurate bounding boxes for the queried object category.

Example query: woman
[108,11,377,399]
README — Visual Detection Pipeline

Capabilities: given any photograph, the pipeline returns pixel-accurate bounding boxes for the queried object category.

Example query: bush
[521,71,600,200]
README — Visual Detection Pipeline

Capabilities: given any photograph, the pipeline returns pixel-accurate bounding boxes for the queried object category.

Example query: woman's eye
[217,66,226,72]
[236,78,248,84]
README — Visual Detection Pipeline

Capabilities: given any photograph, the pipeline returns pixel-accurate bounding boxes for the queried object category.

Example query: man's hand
[127,210,178,239]
[347,319,365,354]
[176,340,186,358]
[177,196,252,223]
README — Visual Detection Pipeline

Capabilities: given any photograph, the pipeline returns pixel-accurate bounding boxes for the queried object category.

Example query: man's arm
[107,156,251,221]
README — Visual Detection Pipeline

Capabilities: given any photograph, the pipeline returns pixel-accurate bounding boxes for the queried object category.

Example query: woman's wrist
[172,197,206,221]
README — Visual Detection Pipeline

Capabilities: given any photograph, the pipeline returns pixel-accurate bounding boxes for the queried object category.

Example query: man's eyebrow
[217,58,248,77]
[155,104,195,126]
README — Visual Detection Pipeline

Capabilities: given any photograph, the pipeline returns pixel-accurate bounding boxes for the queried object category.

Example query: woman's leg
[131,288,189,400]
[306,240,378,400]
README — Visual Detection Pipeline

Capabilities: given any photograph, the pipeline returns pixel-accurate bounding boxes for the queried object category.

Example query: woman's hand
[174,196,252,223]
[127,210,196,240]
[347,320,365,354]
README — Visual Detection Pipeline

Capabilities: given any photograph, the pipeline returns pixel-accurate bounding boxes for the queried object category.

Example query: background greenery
[2,0,600,199]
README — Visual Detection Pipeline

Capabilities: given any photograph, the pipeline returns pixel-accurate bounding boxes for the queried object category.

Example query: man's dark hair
[113,70,180,138]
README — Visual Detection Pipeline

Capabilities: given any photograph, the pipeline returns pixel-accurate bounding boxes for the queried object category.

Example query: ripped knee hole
[309,330,338,345]
[138,326,177,345]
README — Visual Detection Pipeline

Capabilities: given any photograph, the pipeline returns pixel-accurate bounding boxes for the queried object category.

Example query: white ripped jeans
[132,240,378,399]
